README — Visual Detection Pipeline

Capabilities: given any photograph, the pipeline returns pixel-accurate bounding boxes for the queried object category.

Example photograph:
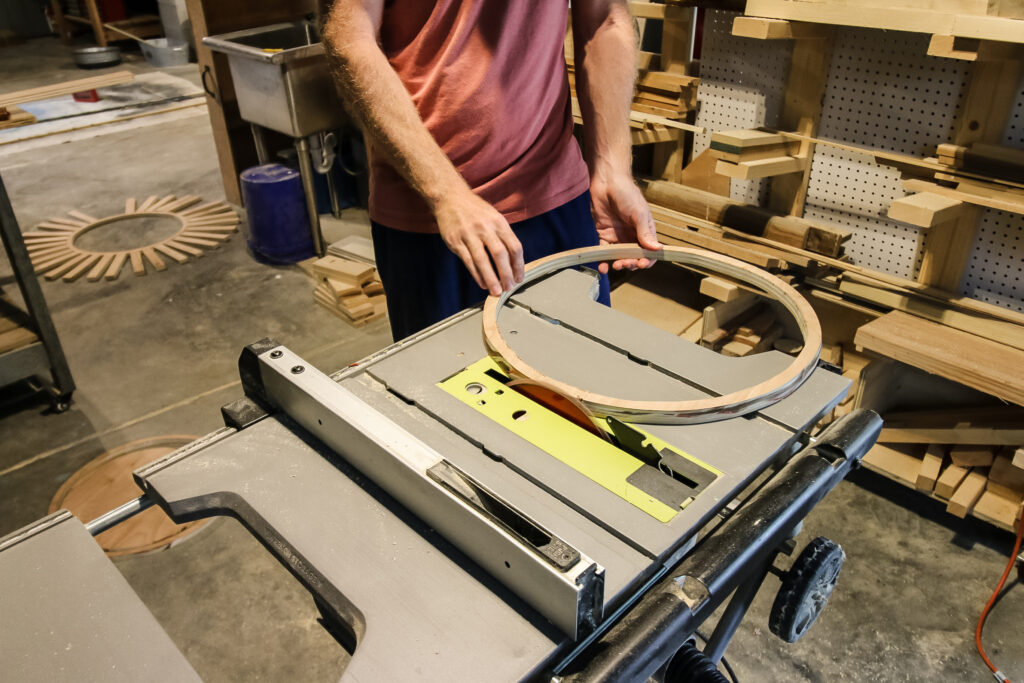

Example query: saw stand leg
[701,555,776,662]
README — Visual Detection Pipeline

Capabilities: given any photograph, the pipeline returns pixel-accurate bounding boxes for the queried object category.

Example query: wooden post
[652,9,696,182]
[768,27,834,216]
[82,0,107,47]
[921,55,1023,291]
[49,0,72,44]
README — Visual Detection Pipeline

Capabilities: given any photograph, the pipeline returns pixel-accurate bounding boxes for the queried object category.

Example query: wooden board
[854,311,1024,405]
[731,16,827,39]
[0,71,134,108]
[837,277,1024,351]
[879,425,1024,445]
[949,445,996,467]
[947,469,988,517]
[715,155,805,180]
[312,256,375,285]
[699,275,743,302]
[935,462,971,499]
[744,0,1024,42]
[887,192,965,227]
[916,444,946,492]
[863,443,924,487]
[610,267,704,336]
[990,454,1024,493]
[0,105,36,130]
[972,490,1023,530]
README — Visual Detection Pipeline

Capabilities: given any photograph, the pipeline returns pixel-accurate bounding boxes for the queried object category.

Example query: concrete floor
[1,38,1021,682]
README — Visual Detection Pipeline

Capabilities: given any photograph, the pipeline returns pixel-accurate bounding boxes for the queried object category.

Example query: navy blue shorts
[372,190,610,341]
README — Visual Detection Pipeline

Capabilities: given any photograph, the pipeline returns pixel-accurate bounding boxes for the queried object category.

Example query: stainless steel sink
[203,21,346,138]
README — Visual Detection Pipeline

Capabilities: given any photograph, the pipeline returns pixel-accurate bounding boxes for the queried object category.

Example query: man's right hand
[434,189,524,297]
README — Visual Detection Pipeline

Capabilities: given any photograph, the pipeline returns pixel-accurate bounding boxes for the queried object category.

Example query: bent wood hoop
[481,244,822,424]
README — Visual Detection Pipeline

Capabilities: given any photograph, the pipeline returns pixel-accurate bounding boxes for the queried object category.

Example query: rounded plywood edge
[49,435,209,556]
[482,244,822,425]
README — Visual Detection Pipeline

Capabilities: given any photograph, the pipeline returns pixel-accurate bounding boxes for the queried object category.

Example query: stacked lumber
[864,438,1024,531]
[0,71,134,109]
[632,70,699,120]
[567,64,699,121]
[0,105,36,130]
[862,404,1024,530]
[697,283,782,356]
[708,129,806,180]
[312,256,387,327]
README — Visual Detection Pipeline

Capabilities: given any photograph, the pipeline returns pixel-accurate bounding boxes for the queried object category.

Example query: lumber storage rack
[0,173,75,411]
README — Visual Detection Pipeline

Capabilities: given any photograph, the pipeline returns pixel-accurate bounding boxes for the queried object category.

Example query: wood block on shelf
[715,156,805,180]
[934,463,971,499]
[699,275,743,302]
[710,129,787,150]
[949,445,996,467]
[989,454,1024,493]
[916,444,946,492]
[1013,447,1024,470]
[973,490,1023,531]
[887,192,965,227]
[863,443,923,487]
[947,469,988,518]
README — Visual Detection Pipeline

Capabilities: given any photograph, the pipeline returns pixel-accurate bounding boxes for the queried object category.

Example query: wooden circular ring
[482,244,822,424]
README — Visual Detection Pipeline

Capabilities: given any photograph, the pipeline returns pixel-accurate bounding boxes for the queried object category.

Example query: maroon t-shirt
[369,0,590,232]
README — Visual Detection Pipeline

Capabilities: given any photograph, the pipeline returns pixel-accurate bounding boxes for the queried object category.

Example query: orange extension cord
[976,502,1024,683]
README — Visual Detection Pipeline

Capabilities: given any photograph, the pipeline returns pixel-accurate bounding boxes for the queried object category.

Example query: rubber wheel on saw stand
[769,536,845,643]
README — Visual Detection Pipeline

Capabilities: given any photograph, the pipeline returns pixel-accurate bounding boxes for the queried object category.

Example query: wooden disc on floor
[49,435,209,556]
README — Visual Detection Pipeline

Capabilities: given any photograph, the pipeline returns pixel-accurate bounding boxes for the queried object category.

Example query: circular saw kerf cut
[482,244,823,425]
[22,195,239,282]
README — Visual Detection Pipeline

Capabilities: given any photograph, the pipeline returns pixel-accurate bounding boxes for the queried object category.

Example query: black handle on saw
[557,409,882,683]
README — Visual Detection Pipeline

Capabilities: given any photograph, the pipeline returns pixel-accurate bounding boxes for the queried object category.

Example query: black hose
[665,641,729,683]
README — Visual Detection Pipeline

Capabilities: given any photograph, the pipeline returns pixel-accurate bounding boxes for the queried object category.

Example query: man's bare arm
[572,0,662,271]
[321,0,522,295]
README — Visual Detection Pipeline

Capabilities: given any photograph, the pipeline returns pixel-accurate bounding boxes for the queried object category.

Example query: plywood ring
[23,195,239,282]
[48,435,209,556]
[482,244,822,424]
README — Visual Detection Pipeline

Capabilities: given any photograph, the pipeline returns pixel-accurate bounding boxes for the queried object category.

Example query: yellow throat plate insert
[439,358,721,524]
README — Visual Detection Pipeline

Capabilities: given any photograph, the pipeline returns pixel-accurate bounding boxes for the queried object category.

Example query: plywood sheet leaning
[24,196,239,282]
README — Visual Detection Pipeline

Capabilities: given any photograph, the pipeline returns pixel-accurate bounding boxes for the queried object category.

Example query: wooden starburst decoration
[23,195,240,282]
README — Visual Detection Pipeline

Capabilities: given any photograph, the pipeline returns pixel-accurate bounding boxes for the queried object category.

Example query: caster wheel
[769,536,845,643]
[50,394,73,414]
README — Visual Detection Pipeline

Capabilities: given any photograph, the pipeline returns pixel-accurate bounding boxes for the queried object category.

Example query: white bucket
[140,38,189,67]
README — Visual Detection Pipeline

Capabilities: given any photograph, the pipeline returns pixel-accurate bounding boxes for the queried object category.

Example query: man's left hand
[590,171,664,273]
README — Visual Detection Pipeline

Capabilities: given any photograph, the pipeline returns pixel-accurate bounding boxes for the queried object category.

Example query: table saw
[1,265,881,681]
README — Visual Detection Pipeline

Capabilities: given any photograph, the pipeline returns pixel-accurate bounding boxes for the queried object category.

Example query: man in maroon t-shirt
[323,0,661,340]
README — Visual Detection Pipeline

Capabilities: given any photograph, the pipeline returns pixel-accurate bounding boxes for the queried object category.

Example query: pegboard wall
[692,10,790,205]
[694,10,1024,312]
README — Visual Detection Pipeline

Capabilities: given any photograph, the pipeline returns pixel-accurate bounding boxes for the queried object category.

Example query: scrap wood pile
[565,28,699,123]
[864,408,1024,531]
[311,256,387,327]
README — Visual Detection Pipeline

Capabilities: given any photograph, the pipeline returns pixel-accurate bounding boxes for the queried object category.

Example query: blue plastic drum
[239,164,314,264]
